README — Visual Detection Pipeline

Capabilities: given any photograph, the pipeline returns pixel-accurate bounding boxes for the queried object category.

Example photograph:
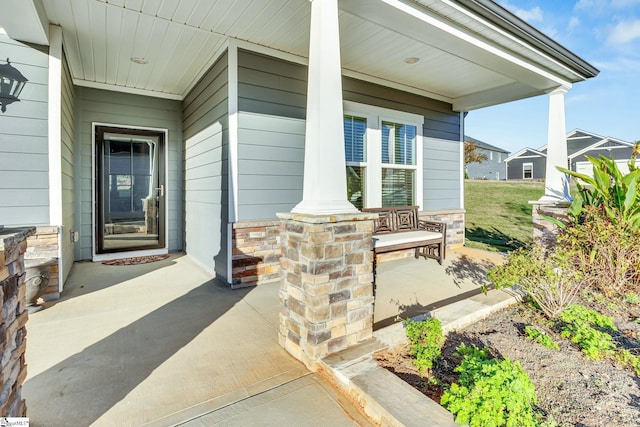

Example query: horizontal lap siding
[423,138,461,210]
[0,33,50,226]
[237,50,305,220]
[237,50,462,219]
[60,51,75,283]
[183,51,229,278]
[74,87,183,260]
[506,157,546,180]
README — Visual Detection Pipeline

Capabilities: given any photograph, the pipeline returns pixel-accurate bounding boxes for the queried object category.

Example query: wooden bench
[361,206,446,268]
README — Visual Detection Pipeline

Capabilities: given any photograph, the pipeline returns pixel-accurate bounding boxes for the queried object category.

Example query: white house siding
[182,51,229,278]
[0,33,50,226]
[236,50,463,220]
[60,50,75,283]
[74,87,183,260]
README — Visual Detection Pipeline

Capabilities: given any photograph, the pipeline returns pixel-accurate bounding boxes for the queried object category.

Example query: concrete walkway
[23,247,512,426]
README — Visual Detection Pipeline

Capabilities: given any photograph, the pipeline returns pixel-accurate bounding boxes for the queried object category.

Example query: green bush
[441,344,538,427]
[404,317,444,376]
[487,245,583,319]
[559,207,640,296]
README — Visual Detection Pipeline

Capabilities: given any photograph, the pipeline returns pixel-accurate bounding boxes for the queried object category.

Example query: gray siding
[60,50,75,283]
[506,156,546,180]
[182,51,229,279]
[571,145,634,168]
[423,138,461,210]
[236,50,462,219]
[0,33,49,226]
[467,148,507,180]
[74,87,183,260]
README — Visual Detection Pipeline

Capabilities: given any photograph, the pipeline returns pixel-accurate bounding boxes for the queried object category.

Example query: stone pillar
[540,87,571,202]
[531,201,570,249]
[277,212,376,369]
[0,226,35,417]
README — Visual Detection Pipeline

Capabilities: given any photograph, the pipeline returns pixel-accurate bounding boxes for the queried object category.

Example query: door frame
[91,122,169,261]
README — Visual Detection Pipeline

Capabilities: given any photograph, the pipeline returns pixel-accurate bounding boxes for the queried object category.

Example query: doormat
[102,254,170,266]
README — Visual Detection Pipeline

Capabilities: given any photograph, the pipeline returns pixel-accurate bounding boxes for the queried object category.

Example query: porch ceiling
[1,0,596,110]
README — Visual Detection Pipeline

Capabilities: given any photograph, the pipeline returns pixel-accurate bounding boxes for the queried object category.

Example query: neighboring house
[505,129,634,180]
[0,0,598,298]
[465,136,509,180]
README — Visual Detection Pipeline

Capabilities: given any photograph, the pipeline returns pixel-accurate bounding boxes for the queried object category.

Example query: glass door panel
[96,126,165,254]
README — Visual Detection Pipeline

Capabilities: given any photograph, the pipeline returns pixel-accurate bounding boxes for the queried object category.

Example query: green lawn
[464,180,545,252]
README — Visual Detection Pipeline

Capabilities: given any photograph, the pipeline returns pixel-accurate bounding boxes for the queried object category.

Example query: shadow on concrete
[23,278,247,426]
[444,254,498,289]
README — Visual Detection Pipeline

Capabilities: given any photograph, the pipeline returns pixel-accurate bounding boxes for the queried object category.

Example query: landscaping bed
[375,298,640,426]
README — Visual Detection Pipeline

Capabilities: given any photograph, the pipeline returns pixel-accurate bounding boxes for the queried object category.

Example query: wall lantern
[0,58,28,113]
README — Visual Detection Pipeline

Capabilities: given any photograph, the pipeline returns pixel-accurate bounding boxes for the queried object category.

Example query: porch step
[319,288,522,426]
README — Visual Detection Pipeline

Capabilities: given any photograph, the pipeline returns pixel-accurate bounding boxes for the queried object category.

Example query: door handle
[156,185,164,197]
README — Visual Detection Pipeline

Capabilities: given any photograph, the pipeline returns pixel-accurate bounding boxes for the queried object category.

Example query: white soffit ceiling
[38,0,573,104]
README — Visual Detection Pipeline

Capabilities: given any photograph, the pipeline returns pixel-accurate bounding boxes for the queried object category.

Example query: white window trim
[523,162,533,179]
[344,101,424,209]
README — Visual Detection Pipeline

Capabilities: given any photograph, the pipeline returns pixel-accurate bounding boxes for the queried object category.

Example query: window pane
[344,115,367,162]
[382,168,414,207]
[346,166,365,209]
[381,121,416,165]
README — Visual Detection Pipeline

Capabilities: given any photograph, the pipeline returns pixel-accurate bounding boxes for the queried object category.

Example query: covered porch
[23,247,503,425]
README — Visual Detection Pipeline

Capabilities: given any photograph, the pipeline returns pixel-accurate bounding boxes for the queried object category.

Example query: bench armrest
[418,220,446,235]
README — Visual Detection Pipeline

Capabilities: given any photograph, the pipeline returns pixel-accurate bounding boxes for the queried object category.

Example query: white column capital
[292,0,358,214]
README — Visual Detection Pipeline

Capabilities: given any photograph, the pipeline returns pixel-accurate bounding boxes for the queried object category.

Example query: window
[343,102,423,209]
[497,152,501,163]
[344,115,367,209]
[489,151,493,161]
[523,163,533,179]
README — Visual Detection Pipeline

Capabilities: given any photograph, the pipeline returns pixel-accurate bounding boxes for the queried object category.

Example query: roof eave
[456,0,600,81]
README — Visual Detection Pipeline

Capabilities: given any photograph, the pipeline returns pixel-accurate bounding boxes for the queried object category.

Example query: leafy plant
[487,245,584,319]
[616,349,640,376]
[559,305,617,360]
[404,317,444,376]
[625,293,640,305]
[441,344,538,427]
[524,325,559,350]
[557,151,640,231]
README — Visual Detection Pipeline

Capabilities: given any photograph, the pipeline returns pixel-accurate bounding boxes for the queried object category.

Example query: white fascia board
[503,148,546,163]
[0,0,49,45]
[72,79,183,101]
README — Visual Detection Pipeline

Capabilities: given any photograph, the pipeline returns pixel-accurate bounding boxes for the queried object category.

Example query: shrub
[559,207,640,296]
[441,344,538,427]
[487,245,584,319]
[404,317,444,376]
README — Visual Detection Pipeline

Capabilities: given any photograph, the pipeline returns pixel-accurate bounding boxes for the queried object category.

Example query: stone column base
[277,212,376,370]
[530,200,571,249]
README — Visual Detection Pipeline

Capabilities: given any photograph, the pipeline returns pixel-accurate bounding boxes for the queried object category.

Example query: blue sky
[465,0,640,154]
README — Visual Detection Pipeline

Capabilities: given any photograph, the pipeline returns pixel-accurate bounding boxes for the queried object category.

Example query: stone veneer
[231,209,465,285]
[531,201,571,249]
[25,226,60,301]
[232,221,281,288]
[277,212,376,369]
[0,226,35,417]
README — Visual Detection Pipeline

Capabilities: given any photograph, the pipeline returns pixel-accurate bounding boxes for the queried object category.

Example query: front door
[95,126,166,254]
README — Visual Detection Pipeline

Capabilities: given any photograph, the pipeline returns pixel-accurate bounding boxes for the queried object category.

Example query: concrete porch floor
[23,247,505,426]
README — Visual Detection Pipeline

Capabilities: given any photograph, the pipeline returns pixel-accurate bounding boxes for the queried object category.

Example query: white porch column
[292,0,358,214]
[539,87,571,202]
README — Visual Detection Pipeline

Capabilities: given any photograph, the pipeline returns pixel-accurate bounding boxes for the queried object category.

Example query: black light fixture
[0,58,28,113]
